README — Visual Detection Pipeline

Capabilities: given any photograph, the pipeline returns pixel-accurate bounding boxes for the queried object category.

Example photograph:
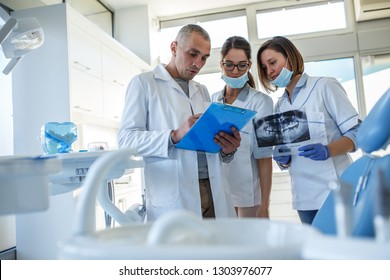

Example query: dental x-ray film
[254,110,311,156]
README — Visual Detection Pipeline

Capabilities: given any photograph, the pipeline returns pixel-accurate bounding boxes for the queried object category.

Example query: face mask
[270,63,293,87]
[221,72,249,89]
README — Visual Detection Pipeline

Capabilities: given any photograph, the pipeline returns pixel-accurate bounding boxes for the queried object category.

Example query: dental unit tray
[44,150,144,195]
[0,155,61,215]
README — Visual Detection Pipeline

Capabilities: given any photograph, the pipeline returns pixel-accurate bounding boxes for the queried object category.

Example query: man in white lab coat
[118,24,240,221]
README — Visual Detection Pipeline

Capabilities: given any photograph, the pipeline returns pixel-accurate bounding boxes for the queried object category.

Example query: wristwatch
[220,149,237,158]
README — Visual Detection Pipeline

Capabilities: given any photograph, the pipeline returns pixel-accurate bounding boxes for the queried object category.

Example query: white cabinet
[101,45,132,87]
[70,67,104,117]
[69,24,102,79]
[68,23,105,118]
[67,16,149,126]
[103,82,125,121]
[100,45,140,122]
[12,1,150,155]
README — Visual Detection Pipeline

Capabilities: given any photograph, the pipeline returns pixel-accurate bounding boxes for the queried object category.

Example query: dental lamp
[0,6,44,75]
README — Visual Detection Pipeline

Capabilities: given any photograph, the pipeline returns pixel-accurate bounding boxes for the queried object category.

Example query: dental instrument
[328,181,352,238]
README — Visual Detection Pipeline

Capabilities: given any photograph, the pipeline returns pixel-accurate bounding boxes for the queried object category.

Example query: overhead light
[0,6,44,75]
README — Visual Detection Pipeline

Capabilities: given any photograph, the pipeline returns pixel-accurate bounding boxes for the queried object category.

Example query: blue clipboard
[175,102,257,153]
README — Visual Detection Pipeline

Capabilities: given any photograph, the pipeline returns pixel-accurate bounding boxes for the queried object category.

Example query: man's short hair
[176,24,210,45]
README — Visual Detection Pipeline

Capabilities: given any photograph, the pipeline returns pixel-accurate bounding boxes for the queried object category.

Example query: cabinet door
[101,45,132,87]
[103,81,125,121]
[69,24,102,79]
[70,67,103,117]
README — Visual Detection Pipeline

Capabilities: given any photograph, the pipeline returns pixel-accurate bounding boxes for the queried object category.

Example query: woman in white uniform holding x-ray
[257,36,361,224]
[212,36,273,218]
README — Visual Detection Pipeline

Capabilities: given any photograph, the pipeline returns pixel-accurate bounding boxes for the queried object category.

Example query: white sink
[58,210,319,260]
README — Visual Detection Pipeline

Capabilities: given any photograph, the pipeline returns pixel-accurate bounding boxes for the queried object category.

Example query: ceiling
[0,0,271,18]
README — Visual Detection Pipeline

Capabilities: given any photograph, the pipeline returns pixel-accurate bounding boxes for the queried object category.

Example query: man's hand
[214,127,241,155]
[171,113,201,144]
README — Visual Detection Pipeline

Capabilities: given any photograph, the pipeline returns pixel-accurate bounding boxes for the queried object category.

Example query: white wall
[115,5,152,64]
[0,55,14,155]
[10,4,73,260]
[0,55,16,255]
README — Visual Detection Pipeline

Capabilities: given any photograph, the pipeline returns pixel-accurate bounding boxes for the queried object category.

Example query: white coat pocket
[144,158,180,207]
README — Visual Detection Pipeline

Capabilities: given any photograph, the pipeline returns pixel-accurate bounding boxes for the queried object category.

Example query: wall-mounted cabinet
[103,82,125,121]
[101,45,143,122]
[102,45,133,87]
[67,11,148,127]
[12,3,150,155]
[69,24,102,79]
[68,24,145,123]
[70,67,104,117]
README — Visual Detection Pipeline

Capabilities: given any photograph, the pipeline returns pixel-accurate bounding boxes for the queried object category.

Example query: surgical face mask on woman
[270,60,293,87]
[221,72,249,89]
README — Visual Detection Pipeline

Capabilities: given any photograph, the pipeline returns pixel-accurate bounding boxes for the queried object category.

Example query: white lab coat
[211,85,273,207]
[118,64,236,221]
[276,74,360,210]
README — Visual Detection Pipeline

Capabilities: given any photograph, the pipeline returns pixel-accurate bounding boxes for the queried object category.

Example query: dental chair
[312,87,390,238]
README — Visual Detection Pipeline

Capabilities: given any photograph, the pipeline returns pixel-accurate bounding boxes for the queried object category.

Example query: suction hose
[72,148,138,235]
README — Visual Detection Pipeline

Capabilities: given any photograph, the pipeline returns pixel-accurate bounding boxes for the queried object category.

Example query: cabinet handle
[74,105,91,112]
[112,79,125,87]
[73,60,91,71]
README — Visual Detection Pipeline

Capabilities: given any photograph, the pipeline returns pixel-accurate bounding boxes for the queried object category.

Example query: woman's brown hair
[256,36,304,93]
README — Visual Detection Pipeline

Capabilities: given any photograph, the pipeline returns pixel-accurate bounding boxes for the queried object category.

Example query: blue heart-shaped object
[41,122,77,154]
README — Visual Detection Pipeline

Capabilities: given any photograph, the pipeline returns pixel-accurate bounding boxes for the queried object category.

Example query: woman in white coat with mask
[211,36,273,218]
[257,36,360,224]
[118,24,240,221]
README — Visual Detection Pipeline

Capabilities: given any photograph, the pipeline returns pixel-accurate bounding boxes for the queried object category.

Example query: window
[360,53,390,156]
[305,57,359,113]
[194,72,225,96]
[256,57,359,115]
[361,53,390,115]
[158,10,248,63]
[256,1,347,39]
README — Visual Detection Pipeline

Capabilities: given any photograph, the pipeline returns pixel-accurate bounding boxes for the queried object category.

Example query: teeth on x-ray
[254,110,311,147]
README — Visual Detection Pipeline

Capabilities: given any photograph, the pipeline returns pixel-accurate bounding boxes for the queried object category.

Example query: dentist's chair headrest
[357,87,390,153]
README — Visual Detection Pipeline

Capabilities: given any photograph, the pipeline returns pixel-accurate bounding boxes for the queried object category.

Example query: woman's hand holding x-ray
[273,155,291,165]
[298,143,330,161]
[272,147,291,166]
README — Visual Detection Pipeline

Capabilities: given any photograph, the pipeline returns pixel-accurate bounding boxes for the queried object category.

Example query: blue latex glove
[298,143,330,161]
[273,145,291,166]
[273,155,291,165]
